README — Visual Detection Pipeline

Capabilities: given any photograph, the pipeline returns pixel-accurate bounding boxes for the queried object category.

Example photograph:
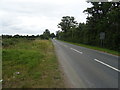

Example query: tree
[43,29,51,40]
[58,16,78,33]
[58,16,78,41]
[83,2,120,50]
[57,2,119,51]
[50,33,55,39]
[13,34,20,38]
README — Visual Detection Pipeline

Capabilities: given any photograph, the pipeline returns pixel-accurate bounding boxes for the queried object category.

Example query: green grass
[59,40,119,56]
[2,38,64,88]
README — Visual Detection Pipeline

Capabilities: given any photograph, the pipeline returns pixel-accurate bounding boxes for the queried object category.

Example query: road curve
[52,39,119,88]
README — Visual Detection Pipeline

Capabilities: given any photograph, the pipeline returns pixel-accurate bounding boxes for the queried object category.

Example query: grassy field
[59,40,119,56]
[2,38,64,88]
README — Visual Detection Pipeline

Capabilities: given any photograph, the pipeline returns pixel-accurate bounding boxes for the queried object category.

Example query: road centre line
[70,48,83,54]
[94,59,120,72]
[56,40,119,72]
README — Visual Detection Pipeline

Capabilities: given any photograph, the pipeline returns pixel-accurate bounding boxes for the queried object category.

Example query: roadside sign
[100,32,105,40]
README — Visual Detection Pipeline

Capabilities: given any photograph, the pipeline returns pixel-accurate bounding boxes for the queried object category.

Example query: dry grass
[2,38,65,88]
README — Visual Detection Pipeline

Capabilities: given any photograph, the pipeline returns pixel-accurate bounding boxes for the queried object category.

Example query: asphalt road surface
[52,39,119,88]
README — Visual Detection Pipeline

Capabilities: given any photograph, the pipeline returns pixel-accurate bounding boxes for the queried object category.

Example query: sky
[0,0,92,35]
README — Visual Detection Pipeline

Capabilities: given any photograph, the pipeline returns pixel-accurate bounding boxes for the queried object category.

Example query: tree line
[56,2,120,51]
[2,29,55,40]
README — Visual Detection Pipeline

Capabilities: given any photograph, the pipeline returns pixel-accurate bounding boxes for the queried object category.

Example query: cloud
[0,0,92,35]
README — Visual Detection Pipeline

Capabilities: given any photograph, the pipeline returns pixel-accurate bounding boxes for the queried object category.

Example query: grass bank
[58,39,119,56]
[2,38,64,88]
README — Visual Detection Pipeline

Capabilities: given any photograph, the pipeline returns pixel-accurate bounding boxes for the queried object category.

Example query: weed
[3,38,64,88]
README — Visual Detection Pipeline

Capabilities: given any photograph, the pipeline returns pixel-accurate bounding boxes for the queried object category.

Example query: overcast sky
[0,0,92,35]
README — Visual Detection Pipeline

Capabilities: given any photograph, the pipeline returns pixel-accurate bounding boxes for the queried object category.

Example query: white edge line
[94,59,120,72]
[70,48,83,54]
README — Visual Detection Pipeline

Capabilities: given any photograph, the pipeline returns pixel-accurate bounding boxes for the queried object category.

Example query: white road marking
[94,59,120,72]
[70,48,83,54]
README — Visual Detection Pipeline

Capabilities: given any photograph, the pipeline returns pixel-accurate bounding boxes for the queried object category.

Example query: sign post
[100,32,105,47]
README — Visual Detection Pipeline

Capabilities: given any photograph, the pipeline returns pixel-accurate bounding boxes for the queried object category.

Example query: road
[52,39,119,88]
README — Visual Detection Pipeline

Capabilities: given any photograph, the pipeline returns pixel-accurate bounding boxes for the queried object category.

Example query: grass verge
[3,38,64,88]
[58,39,119,56]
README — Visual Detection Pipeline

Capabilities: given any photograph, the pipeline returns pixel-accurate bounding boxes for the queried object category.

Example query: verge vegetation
[2,38,64,88]
[59,39,119,56]
[56,2,119,52]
